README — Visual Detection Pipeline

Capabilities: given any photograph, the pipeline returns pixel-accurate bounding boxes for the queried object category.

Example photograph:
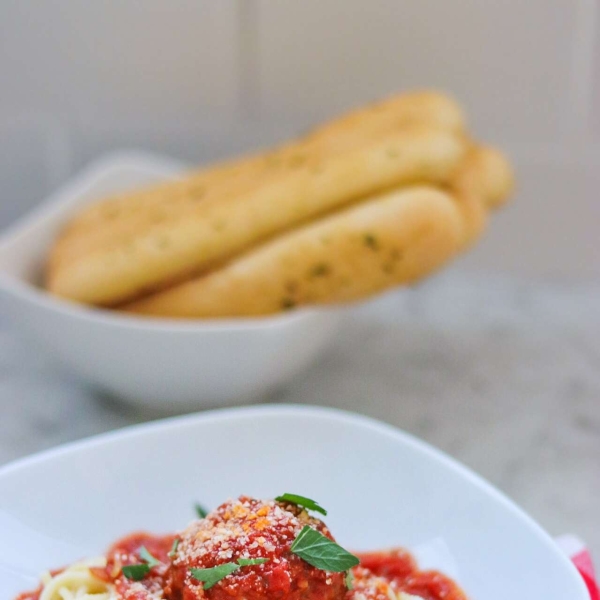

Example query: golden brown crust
[47,91,464,268]
[56,91,464,243]
[123,186,465,318]
[47,126,467,306]
[121,144,514,319]
[45,90,513,316]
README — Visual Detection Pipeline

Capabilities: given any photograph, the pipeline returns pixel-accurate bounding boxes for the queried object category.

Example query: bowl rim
[0,404,588,597]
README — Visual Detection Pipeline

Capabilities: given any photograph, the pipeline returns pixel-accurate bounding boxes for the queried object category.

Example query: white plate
[0,152,342,410]
[0,405,587,599]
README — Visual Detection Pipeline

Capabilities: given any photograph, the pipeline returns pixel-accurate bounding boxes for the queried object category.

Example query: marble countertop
[1,274,599,566]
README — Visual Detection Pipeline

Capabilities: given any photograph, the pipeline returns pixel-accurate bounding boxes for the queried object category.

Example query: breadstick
[62,91,464,239]
[123,186,464,318]
[48,126,467,306]
[122,146,513,317]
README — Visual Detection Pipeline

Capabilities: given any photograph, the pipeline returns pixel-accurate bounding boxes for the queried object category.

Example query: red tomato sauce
[14,503,466,600]
[357,550,467,600]
[16,539,467,600]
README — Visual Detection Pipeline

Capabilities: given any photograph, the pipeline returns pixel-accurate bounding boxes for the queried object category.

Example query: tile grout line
[236,0,261,120]
[566,0,598,142]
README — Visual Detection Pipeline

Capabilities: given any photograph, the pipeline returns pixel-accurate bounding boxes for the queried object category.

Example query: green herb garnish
[345,570,354,590]
[121,546,162,581]
[122,563,151,581]
[139,546,161,568]
[275,493,328,516]
[237,558,269,566]
[290,526,359,572]
[195,503,209,518]
[190,557,270,589]
[190,563,241,590]
[168,538,180,559]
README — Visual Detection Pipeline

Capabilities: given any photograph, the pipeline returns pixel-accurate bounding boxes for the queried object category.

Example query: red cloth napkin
[556,535,599,600]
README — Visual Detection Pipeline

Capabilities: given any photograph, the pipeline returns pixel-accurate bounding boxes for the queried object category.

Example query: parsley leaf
[190,558,270,589]
[122,563,151,581]
[121,546,162,581]
[190,563,241,589]
[139,546,161,568]
[275,493,328,516]
[290,526,359,572]
[168,538,180,559]
[237,558,269,566]
[195,503,209,518]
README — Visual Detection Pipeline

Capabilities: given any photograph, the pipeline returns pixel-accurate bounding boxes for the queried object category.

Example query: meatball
[169,496,346,600]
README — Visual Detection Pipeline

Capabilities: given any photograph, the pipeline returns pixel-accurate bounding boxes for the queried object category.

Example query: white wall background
[0,0,598,279]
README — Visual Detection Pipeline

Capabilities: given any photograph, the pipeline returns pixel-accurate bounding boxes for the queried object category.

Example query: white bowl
[0,405,588,599]
[0,152,342,410]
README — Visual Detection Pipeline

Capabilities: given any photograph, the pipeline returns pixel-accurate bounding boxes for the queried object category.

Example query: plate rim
[0,403,588,596]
